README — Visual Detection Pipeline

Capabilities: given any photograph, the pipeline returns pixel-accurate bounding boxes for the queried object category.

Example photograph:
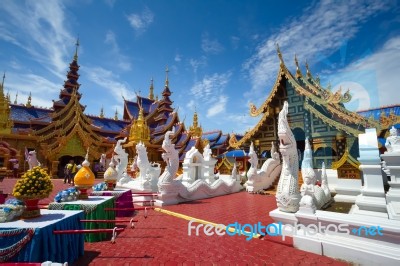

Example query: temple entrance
[58,155,85,179]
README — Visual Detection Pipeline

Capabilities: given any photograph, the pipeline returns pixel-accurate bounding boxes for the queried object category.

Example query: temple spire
[149,78,154,100]
[100,106,104,118]
[74,37,79,62]
[114,109,118,120]
[189,108,202,138]
[14,91,18,104]
[26,92,32,107]
[0,72,6,98]
[1,72,5,93]
[165,66,169,87]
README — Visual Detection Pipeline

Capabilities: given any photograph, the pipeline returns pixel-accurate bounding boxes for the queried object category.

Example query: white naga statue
[385,126,400,153]
[299,138,329,212]
[136,142,161,189]
[275,101,301,213]
[113,137,129,181]
[27,150,41,170]
[158,130,180,189]
[247,142,259,182]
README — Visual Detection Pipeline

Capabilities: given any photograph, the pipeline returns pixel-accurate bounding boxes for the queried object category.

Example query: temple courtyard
[1,178,348,265]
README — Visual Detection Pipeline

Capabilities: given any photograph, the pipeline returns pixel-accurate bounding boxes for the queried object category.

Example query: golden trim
[249,67,284,117]
[331,149,360,170]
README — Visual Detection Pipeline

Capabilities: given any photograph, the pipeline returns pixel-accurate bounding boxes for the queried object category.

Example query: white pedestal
[334,179,361,203]
[353,129,387,216]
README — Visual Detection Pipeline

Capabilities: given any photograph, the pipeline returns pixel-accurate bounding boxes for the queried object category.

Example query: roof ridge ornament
[305,60,311,78]
[294,54,301,78]
[276,43,284,66]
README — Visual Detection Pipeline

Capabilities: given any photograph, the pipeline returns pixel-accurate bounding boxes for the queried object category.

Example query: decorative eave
[331,149,360,170]
[216,157,235,170]
[229,107,272,149]
[304,99,363,137]
[40,122,102,160]
[249,67,285,117]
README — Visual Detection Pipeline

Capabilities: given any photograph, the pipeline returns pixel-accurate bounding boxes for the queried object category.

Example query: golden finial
[114,109,118,120]
[276,43,284,66]
[305,60,311,77]
[100,106,104,118]
[26,92,32,107]
[74,37,80,61]
[316,74,320,85]
[149,77,154,100]
[165,66,169,87]
[295,54,301,78]
[6,91,10,103]
[14,91,18,104]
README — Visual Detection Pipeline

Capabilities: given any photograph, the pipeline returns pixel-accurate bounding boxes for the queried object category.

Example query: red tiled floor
[0,178,349,265]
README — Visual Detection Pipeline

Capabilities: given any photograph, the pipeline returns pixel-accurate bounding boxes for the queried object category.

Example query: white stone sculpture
[245,141,282,193]
[320,162,331,199]
[27,150,41,170]
[99,153,106,170]
[203,143,212,161]
[385,126,400,153]
[158,130,179,187]
[298,138,330,213]
[155,131,242,206]
[113,137,130,183]
[136,142,161,191]
[275,101,301,213]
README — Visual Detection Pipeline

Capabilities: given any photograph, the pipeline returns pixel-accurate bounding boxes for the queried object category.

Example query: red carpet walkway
[1,179,349,265]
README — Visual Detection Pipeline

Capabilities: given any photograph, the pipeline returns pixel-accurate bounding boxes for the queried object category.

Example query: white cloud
[0,1,74,79]
[127,7,154,35]
[243,0,392,104]
[3,72,59,108]
[104,31,132,71]
[84,66,135,102]
[189,56,207,75]
[189,72,231,118]
[190,72,231,102]
[207,95,228,117]
[201,32,224,54]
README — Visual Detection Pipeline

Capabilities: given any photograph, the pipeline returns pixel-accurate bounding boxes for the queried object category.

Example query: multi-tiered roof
[229,44,380,149]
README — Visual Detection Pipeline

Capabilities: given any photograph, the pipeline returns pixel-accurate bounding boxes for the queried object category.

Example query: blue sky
[0,0,399,134]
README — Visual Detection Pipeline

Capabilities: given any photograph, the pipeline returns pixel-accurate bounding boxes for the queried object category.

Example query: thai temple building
[0,42,205,177]
[229,44,398,179]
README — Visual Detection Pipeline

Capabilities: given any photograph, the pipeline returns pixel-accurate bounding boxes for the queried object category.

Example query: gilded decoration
[129,106,150,144]
[380,109,400,129]
[57,134,86,158]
